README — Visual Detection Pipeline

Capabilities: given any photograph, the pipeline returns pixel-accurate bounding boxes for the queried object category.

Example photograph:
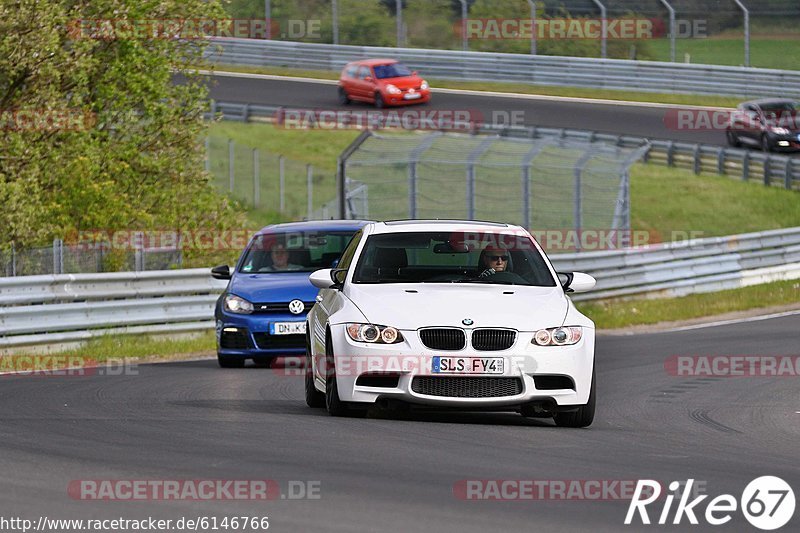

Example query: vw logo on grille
[288,299,305,315]
[462,318,474,326]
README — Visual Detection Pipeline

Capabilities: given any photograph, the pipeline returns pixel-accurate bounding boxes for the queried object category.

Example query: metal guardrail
[1,227,799,349]
[204,38,800,99]
[207,101,800,191]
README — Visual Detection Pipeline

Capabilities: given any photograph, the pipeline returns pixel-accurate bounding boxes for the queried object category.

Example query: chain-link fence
[205,136,339,220]
[340,131,648,246]
[1,240,182,277]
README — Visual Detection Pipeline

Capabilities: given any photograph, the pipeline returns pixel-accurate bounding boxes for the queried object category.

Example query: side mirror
[211,264,231,280]
[310,268,338,289]
[558,271,596,293]
[364,76,373,83]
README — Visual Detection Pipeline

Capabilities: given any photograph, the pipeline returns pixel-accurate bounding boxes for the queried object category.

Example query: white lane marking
[655,309,800,334]
[200,69,731,111]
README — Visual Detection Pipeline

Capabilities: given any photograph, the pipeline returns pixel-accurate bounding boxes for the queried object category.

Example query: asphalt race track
[1,313,798,532]
[206,73,730,147]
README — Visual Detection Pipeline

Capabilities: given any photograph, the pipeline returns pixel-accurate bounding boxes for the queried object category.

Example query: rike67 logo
[625,477,795,530]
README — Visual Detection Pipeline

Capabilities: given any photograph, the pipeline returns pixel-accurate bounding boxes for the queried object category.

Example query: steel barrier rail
[1,228,799,349]
[206,102,800,191]
[203,38,800,99]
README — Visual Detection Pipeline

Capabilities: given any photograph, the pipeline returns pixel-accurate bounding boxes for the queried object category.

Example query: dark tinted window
[352,231,556,286]
[373,63,412,79]
[238,231,356,274]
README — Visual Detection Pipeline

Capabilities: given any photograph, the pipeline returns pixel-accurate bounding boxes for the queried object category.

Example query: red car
[338,59,430,108]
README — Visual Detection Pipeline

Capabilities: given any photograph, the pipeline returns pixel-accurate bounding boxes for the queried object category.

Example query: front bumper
[322,325,595,408]
[767,132,800,151]
[216,312,307,358]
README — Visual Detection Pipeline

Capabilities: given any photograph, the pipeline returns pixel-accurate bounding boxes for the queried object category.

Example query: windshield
[352,231,557,286]
[761,101,800,122]
[373,63,412,79]
[238,231,356,274]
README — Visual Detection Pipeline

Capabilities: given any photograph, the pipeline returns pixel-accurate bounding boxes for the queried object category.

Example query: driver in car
[478,246,510,278]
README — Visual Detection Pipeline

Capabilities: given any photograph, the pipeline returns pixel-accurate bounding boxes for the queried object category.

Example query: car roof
[364,219,524,235]
[256,219,372,235]
[348,58,399,67]
[742,98,798,107]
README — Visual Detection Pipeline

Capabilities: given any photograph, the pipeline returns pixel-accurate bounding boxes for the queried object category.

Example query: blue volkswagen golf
[212,220,370,368]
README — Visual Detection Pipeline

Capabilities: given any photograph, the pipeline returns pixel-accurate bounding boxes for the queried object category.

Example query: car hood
[345,284,568,331]
[379,76,422,89]
[228,272,318,303]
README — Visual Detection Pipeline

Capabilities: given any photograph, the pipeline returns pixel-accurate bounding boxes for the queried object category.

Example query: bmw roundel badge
[462,318,474,326]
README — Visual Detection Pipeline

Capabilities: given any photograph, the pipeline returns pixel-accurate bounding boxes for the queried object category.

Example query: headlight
[532,326,582,346]
[385,84,401,95]
[224,294,253,314]
[770,127,791,135]
[346,323,404,344]
[420,80,429,90]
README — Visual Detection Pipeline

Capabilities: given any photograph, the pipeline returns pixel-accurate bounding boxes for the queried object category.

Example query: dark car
[338,59,430,108]
[726,99,800,152]
[211,220,371,368]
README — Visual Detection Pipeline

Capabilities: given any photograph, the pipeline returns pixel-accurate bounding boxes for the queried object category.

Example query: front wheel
[374,92,384,109]
[726,130,740,148]
[324,335,366,417]
[305,338,325,408]
[553,370,595,428]
[761,134,772,153]
[337,87,350,105]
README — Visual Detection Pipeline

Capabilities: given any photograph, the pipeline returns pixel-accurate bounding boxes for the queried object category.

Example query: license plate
[404,93,422,100]
[269,322,306,335]
[432,357,504,374]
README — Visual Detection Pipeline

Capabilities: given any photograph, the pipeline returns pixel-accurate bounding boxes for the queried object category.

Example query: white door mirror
[568,272,596,293]
[309,269,336,289]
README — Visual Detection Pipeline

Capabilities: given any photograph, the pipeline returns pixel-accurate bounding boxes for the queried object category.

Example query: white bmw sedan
[305,220,597,427]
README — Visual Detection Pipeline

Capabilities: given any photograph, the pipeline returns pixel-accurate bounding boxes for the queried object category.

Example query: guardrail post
[228,139,234,193]
[740,151,749,181]
[666,141,675,166]
[693,145,701,174]
[279,155,285,212]
[253,148,260,208]
[717,148,725,175]
[242,103,250,122]
[764,156,771,186]
[786,159,793,190]
[307,164,313,219]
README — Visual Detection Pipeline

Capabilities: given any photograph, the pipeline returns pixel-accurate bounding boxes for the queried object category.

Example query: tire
[217,354,245,368]
[305,334,325,408]
[761,134,772,153]
[726,130,740,148]
[324,333,366,417]
[554,370,595,428]
[337,87,350,105]
[374,92,384,109]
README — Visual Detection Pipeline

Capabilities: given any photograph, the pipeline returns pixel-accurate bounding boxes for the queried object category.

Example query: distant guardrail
[207,101,800,191]
[2,228,799,349]
[204,38,800,99]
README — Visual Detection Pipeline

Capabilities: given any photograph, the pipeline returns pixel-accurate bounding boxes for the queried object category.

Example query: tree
[0,0,244,266]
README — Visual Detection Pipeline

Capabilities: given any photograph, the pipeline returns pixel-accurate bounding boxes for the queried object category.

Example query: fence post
[307,164,313,220]
[11,242,16,277]
[742,151,750,181]
[786,158,793,190]
[666,141,675,166]
[53,238,64,275]
[764,156,771,186]
[134,231,144,272]
[228,139,235,193]
[279,155,285,213]
[332,0,339,44]
[573,152,594,251]
[522,166,531,230]
[253,148,260,208]
[408,162,417,219]
[717,147,725,175]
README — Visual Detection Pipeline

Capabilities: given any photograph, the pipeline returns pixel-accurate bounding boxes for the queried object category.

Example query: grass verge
[577,279,800,330]
[49,331,216,363]
[205,64,742,108]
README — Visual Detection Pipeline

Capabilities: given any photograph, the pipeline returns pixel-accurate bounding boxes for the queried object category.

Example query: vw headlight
[224,294,253,314]
[346,323,404,344]
[385,84,402,95]
[420,80,429,90]
[532,326,582,346]
[770,126,791,135]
